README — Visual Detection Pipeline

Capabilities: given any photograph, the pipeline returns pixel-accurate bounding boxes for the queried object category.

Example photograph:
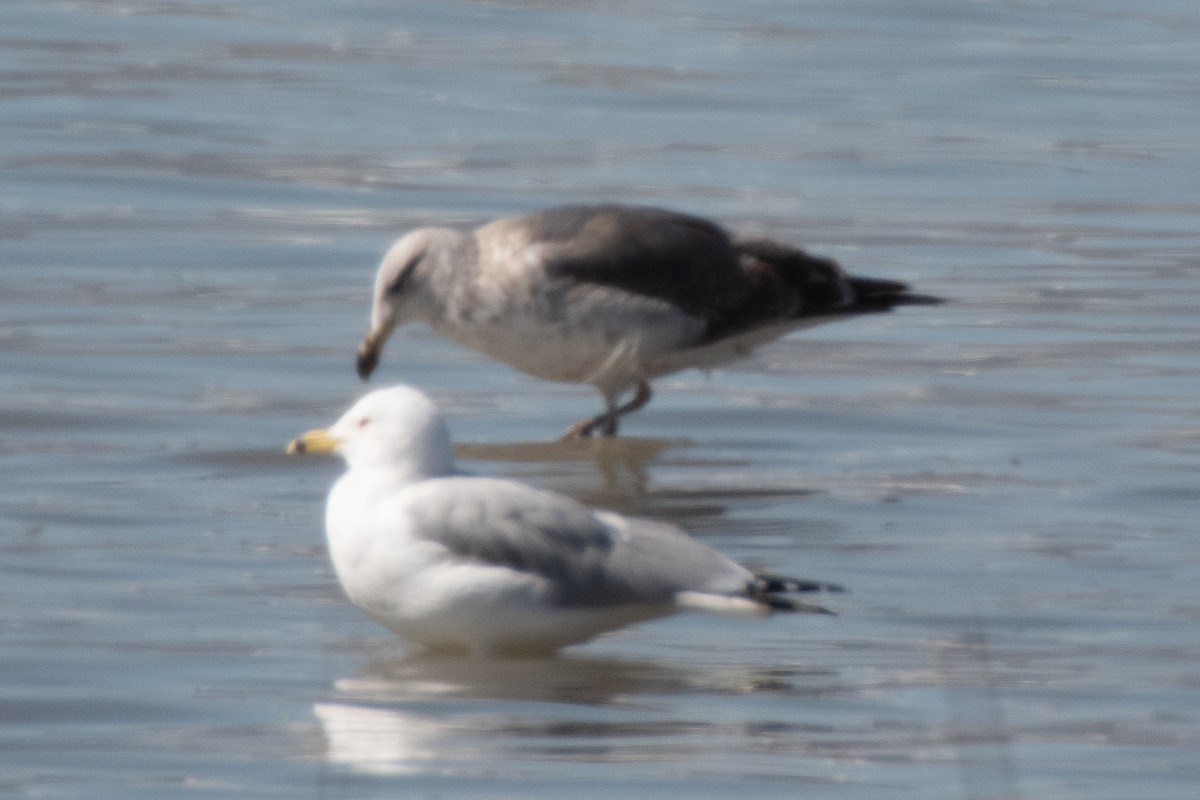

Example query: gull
[355,204,941,438]
[287,385,842,657]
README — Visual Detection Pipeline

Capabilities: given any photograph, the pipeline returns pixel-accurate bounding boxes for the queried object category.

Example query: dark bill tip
[355,345,379,381]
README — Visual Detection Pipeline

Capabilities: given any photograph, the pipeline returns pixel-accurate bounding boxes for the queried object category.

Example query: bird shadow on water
[455,435,677,507]
[456,434,671,486]
[454,435,677,466]
[455,434,824,518]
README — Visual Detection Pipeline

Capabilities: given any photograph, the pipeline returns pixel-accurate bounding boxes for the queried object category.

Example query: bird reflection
[313,650,839,777]
[314,703,445,777]
[333,651,729,705]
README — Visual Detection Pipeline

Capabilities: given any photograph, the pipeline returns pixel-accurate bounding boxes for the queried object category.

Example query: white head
[288,385,455,480]
[356,227,467,380]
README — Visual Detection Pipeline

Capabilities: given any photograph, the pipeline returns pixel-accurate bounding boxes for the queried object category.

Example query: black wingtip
[761,596,837,615]
[753,574,846,595]
[355,349,378,382]
[749,574,845,615]
[892,291,945,306]
[847,276,945,312]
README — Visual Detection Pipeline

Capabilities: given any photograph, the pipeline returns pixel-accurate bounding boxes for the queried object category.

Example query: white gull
[356,204,941,438]
[287,384,841,657]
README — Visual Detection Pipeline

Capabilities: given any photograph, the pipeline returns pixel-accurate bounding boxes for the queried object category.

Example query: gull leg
[613,381,652,421]
[560,382,653,439]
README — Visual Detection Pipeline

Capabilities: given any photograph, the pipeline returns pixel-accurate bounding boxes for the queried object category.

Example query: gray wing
[400,476,750,607]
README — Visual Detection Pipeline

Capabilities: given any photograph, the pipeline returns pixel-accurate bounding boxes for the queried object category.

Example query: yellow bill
[286,428,339,455]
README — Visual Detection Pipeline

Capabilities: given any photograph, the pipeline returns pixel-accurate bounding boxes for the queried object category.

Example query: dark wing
[515,205,941,343]
[526,204,743,313]
[725,236,943,334]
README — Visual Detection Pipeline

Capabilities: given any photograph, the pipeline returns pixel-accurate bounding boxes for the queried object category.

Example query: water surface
[3,1,1199,798]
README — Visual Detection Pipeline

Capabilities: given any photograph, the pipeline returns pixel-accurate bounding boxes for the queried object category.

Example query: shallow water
[3,1,1200,798]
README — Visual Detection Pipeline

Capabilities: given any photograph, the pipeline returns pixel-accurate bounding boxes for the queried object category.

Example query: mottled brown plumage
[357,204,941,438]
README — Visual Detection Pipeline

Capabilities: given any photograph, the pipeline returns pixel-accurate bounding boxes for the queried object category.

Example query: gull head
[356,227,466,380]
[287,385,455,478]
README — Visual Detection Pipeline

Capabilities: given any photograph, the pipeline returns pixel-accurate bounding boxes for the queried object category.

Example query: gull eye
[356,417,371,429]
